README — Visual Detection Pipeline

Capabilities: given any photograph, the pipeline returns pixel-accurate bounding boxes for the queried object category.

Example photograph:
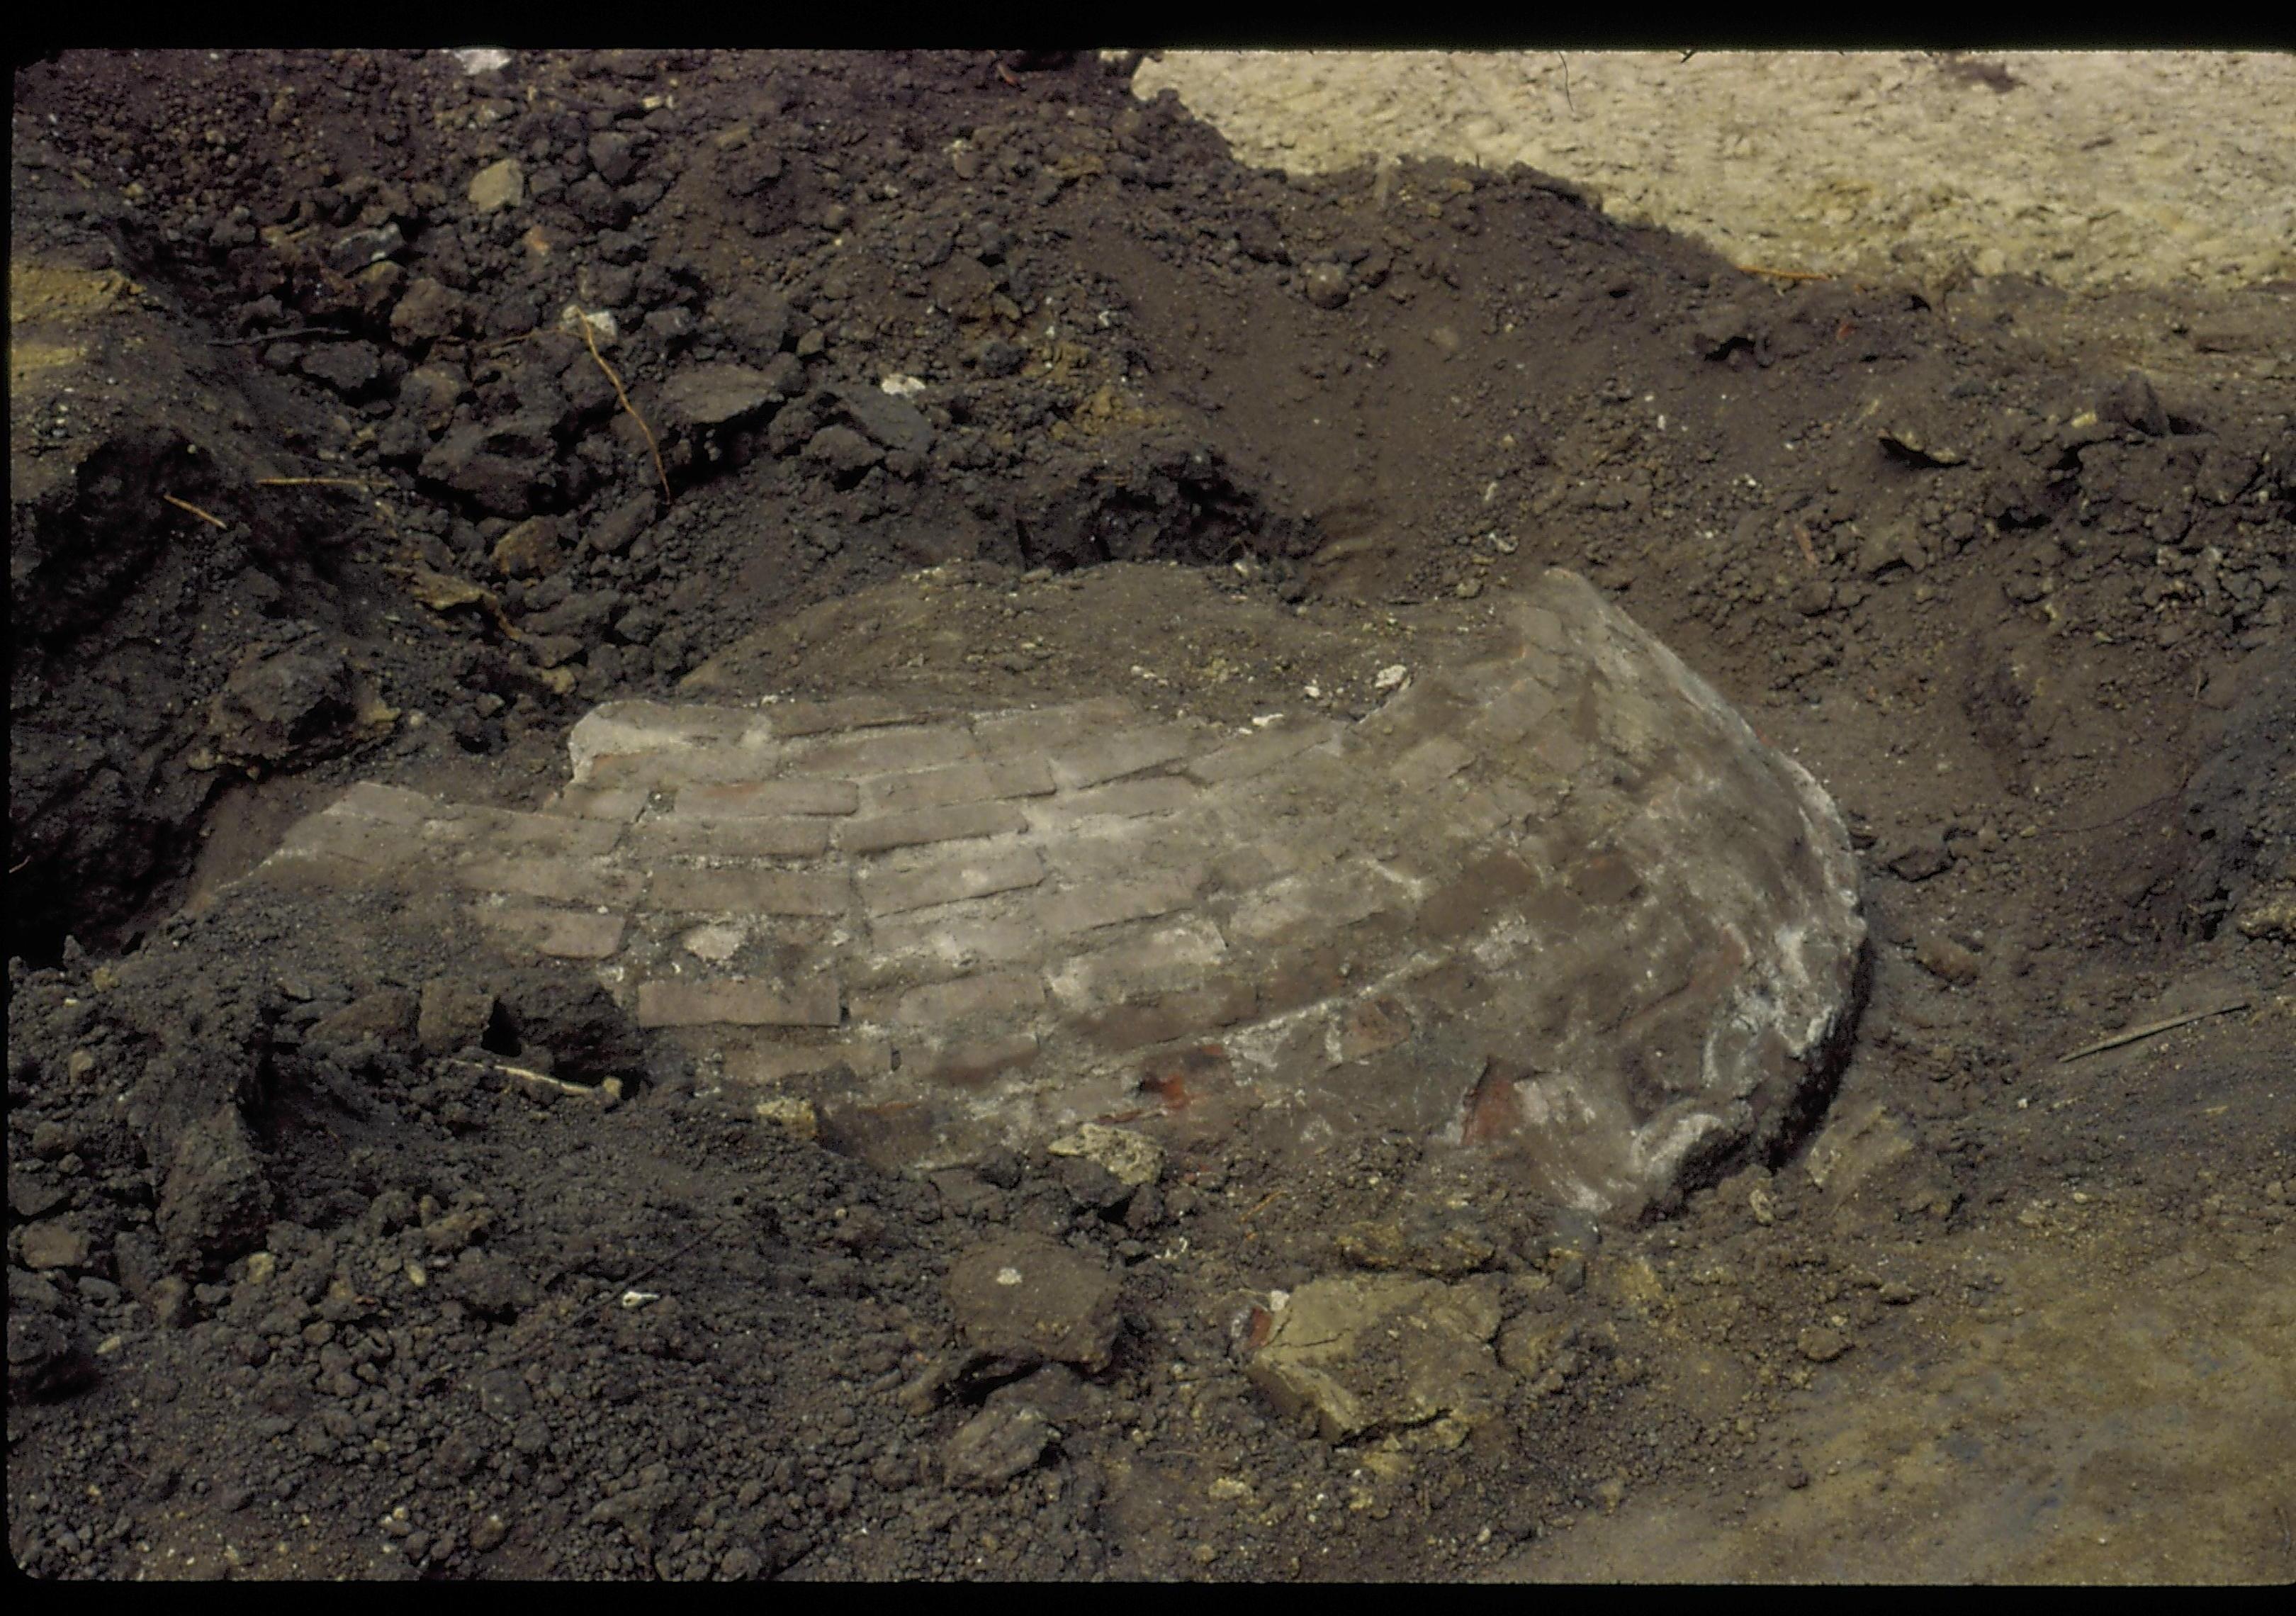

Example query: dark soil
[9,49,2291,1582]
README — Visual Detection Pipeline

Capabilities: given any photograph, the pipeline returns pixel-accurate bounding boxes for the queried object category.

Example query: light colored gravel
[1132,51,2296,298]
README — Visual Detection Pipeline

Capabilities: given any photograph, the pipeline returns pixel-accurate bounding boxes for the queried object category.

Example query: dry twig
[2059,1001,2250,1065]
[573,307,673,503]
[161,493,227,529]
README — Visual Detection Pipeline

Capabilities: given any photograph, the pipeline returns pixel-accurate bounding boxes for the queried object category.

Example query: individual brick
[676,778,861,817]
[473,904,626,960]
[860,845,1046,917]
[543,784,651,822]
[1023,775,1200,830]
[629,817,834,860]
[1183,719,1341,785]
[645,866,851,916]
[866,908,1044,975]
[1074,979,1258,1053]
[1045,916,1229,1013]
[889,970,1047,1030]
[838,799,1029,855]
[273,810,428,870]
[1207,835,1323,894]
[782,724,977,778]
[862,755,1057,814]
[451,854,646,907]
[760,695,921,737]
[722,1040,889,1085]
[913,1034,1040,1088]
[1464,676,1561,748]
[587,744,782,788]
[333,782,442,826]
[635,975,842,1028]
[1036,818,1208,886]
[1389,735,1476,791]
[1037,868,1205,938]
[1228,863,1402,945]
[453,810,625,860]
[1046,724,1201,791]
[568,702,766,778]
[972,698,1141,759]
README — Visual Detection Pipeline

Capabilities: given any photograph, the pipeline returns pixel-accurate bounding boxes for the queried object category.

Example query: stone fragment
[658,364,780,432]
[831,383,934,454]
[944,1234,1122,1374]
[7,1313,99,1403]
[468,159,526,213]
[804,425,881,480]
[1246,1275,1504,1441]
[1797,1325,1855,1363]
[1045,1124,1165,1188]
[18,1221,91,1272]
[1886,829,1955,882]
[491,517,564,579]
[943,1405,1054,1491]
[208,641,356,767]
[418,980,497,1054]
[308,989,418,1046]
[391,277,467,347]
[1913,932,1981,985]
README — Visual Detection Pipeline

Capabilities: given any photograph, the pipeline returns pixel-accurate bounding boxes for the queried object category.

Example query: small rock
[329,223,404,274]
[943,1234,1122,1374]
[8,1173,69,1221]
[6,1312,99,1402]
[832,384,935,455]
[308,989,417,1047]
[972,338,1023,377]
[300,341,382,396]
[1796,1325,1854,1363]
[209,641,355,767]
[19,1221,92,1272]
[804,425,882,482]
[1302,263,1350,310]
[468,159,526,213]
[585,495,657,556]
[1913,933,1981,985]
[2102,369,2170,436]
[1886,831,1954,882]
[468,1513,508,1553]
[587,131,635,186]
[1247,1274,1504,1441]
[417,980,497,1055]
[491,517,564,580]
[943,1404,1054,1491]
[1856,522,1928,576]
[391,278,468,348]
[1045,1123,1164,1188]
[658,364,780,432]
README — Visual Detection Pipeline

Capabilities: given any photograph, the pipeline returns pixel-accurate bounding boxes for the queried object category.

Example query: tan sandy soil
[1135,50,2296,299]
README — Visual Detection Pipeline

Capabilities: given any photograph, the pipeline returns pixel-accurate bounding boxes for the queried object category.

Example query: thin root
[575,307,673,504]
[254,476,376,489]
[1737,264,1833,284]
[2059,1000,2250,1065]
[161,493,228,529]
